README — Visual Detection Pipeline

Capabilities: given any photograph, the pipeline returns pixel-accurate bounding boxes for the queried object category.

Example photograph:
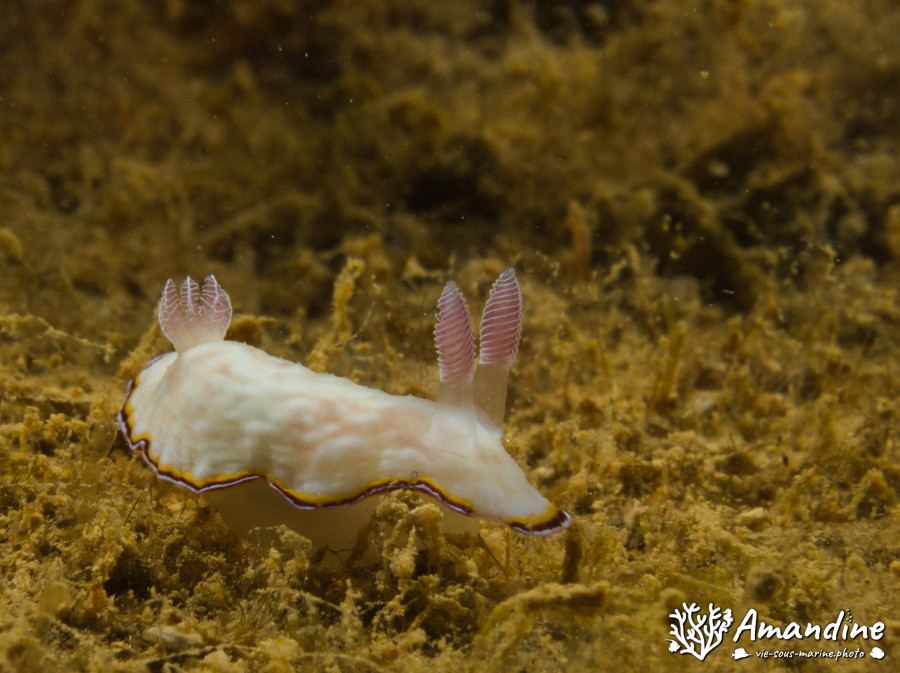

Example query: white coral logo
[667,602,734,661]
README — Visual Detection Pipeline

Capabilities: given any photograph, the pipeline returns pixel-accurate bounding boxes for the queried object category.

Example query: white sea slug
[118,272,571,541]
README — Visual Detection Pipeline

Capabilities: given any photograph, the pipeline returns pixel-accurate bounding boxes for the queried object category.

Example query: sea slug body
[118,273,571,535]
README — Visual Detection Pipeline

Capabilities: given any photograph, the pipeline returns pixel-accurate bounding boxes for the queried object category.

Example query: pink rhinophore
[470,268,523,425]
[478,268,523,368]
[434,282,476,409]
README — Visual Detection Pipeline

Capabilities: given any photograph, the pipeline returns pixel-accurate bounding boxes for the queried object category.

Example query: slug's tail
[158,275,232,353]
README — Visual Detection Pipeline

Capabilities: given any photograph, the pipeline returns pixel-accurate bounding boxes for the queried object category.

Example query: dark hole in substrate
[0,485,21,514]
[103,548,155,600]
[618,460,662,498]
[624,521,645,552]
[404,164,500,220]
[492,0,634,46]
[746,568,782,601]
[718,451,759,477]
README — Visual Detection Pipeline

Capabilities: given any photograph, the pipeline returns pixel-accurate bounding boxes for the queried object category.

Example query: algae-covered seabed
[0,1,898,671]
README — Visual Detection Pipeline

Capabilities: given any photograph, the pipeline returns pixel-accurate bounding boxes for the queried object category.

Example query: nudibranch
[118,272,571,538]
